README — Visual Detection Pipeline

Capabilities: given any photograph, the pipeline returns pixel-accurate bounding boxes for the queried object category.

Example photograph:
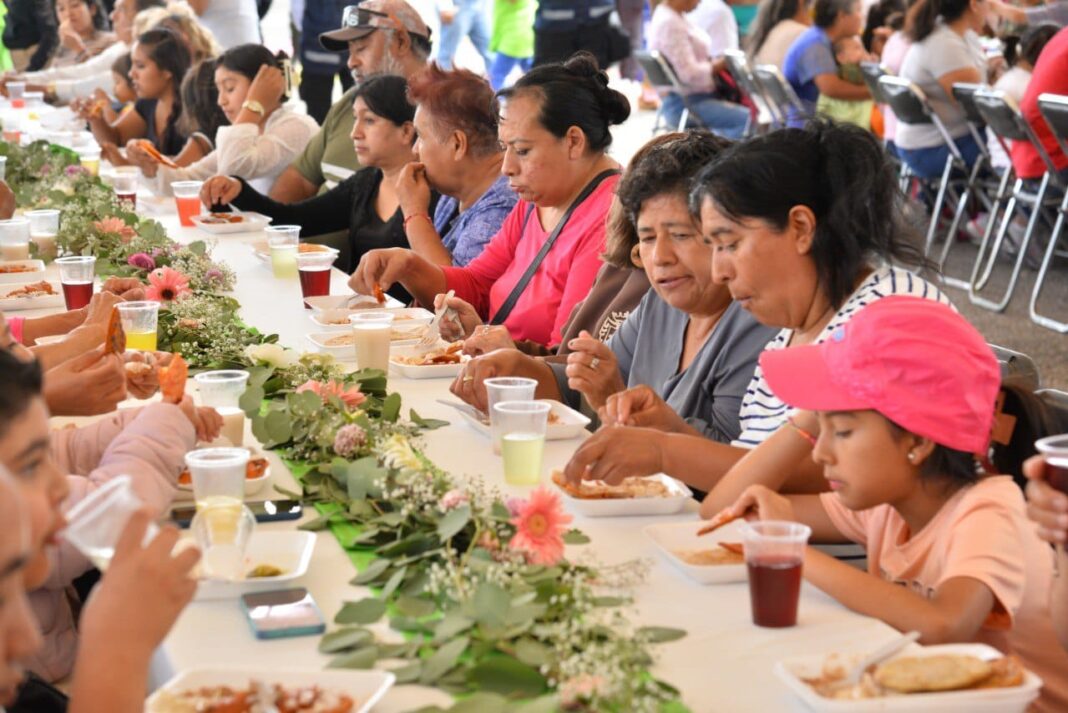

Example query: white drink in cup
[484,377,537,455]
[25,209,59,260]
[194,370,250,447]
[493,400,551,486]
[0,217,31,261]
[63,475,158,571]
[350,311,394,372]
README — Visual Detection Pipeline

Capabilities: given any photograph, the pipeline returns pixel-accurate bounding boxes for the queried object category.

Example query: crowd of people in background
[1,0,1068,711]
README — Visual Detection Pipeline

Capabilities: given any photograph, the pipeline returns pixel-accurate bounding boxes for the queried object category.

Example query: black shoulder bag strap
[490,168,620,326]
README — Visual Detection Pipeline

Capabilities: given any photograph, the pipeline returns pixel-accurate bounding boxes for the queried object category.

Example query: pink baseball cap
[759,296,999,454]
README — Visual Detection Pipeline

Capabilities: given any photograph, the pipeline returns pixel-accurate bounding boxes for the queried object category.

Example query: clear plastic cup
[63,475,158,571]
[7,81,25,108]
[55,255,96,309]
[115,301,159,351]
[484,377,537,455]
[185,447,249,510]
[111,167,139,209]
[349,310,394,371]
[192,502,255,581]
[266,225,300,279]
[741,520,812,628]
[493,400,551,486]
[1036,434,1068,495]
[23,91,44,110]
[78,147,101,177]
[194,370,250,447]
[296,250,336,308]
[0,155,7,180]
[171,180,203,226]
[0,217,31,261]
[25,208,59,260]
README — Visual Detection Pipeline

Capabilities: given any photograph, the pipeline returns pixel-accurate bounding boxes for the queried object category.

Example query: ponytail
[217,44,291,100]
[906,0,970,42]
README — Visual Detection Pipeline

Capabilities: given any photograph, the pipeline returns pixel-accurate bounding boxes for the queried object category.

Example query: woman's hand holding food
[200,175,242,209]
[601,384,689,433]
[562,425,667,485]
[124,138,159,177]
[564,331,625,410]
[349,248,412,296]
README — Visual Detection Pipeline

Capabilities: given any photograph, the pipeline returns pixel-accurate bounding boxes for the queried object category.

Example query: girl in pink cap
[719,296,1068,712]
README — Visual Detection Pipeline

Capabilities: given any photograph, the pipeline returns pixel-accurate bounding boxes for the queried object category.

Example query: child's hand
[724,484,796,523]
[177,395,224,443]
[1024,454,1068,545]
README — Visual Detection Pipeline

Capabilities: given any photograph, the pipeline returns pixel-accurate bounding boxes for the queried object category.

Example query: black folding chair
[635,50,705,134]
[969,88,1063,312]
[1032,93,1068,332]
[723,49,775,133]
[878,76,970,259]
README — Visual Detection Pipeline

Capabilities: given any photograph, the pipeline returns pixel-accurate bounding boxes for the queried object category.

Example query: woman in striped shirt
[562,121,949,508]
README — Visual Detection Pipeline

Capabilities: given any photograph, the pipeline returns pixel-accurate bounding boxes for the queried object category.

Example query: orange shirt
[821,476,1068,713]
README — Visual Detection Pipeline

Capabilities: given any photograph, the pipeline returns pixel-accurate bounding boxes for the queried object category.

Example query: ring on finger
[590,357,600,371]
[462,375,474,383]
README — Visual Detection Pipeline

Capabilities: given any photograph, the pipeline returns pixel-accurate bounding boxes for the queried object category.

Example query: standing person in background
[748,0,811,68]
[616,0,647,84]
[488,0,535,90]
[691,0,741,55]
[436,0,494,71]
[2,0,57,72]
[298,0,353,124]
[533,0,631,70]
[185,0,260,49]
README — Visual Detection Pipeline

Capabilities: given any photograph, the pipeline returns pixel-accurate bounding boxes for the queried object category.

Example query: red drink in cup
[55,256,96,310]
[1036,435,1068,495]
[171,181,203,227]
[742,520,811,628]
[296,250,337,309]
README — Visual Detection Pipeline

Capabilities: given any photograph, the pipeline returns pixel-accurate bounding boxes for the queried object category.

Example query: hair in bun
[499,51,631,152]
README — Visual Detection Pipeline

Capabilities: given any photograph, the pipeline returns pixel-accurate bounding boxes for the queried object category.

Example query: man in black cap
[269,0,431,205]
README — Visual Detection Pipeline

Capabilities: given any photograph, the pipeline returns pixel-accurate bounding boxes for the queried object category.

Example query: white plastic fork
[837,630,921,688]
[414,289,455,354]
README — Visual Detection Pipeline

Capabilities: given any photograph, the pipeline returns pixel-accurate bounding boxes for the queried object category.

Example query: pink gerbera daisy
[509,487,572,566]
[93,216,137,243]
[296,379,366,409]
[145,266,192,302]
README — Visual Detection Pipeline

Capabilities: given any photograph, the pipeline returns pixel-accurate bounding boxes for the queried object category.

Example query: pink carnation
[296,380,366,409]
[127,252,156,271]
[508,487,572,566]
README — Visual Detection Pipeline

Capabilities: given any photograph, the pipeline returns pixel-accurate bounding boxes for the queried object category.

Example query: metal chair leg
[970,173,1051,312]
[1029,198,1068,332]
[924,156,958,255]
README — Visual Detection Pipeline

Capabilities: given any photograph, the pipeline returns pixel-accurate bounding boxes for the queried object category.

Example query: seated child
[719,296,1068,712]
[816,35,875,131]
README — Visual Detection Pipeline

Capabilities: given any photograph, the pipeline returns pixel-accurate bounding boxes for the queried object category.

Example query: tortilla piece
[697,508,742,537]
[874,655,993,693]
[973,656,1025,689]
[138,139,179,169]
[159,353,187,404]
[103,307,125,355]
[372,282,386,304]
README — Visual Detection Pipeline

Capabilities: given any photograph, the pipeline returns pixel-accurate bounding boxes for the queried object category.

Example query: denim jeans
[661,92,750,139]
[896,134,983,180]
[436,0,493,70]
[489,53,532,90]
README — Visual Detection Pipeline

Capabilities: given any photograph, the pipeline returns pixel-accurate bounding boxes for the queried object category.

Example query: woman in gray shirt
[451,130,777,443]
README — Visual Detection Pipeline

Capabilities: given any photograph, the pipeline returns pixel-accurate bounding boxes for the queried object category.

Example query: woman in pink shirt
[719,296,1068,712]
[349,53,629,350]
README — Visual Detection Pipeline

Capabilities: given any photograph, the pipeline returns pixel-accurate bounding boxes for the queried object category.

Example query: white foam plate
[0,260,46,283]
[444,399,591,440]
[251,240,342,262]
[193,530,316,600]
[146,667,395,713]
[0,280,63,310]
[561,473,692,517]
[191,211,271,234]
[309,306,433,331]
[304,292,406,313]
[390,344,469,379]
[643,519,748,585]
[775,642,1041,712]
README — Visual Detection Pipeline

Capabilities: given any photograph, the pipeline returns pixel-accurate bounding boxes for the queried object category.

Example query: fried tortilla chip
[103,307,125,355]
[159,353,188,403]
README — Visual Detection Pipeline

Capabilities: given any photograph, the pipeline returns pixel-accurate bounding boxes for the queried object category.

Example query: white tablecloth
[28,197,898,712]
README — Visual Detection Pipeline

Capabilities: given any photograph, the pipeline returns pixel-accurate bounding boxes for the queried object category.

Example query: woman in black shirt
[201,75,436,289]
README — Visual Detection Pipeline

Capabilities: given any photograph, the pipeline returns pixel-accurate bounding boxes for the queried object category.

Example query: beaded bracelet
[403,213,432,230]
[786,416,818,447]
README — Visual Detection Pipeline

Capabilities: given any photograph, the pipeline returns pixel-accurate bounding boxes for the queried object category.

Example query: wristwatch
[241,99,265,117]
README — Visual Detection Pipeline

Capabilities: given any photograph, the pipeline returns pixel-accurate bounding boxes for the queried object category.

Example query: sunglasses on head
[342,6,391,29]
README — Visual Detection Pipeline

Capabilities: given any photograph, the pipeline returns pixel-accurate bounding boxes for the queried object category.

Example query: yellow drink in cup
[493,401,552,486]
[125,331,157,351]
[116,301,159,352]
[265,225,301,279]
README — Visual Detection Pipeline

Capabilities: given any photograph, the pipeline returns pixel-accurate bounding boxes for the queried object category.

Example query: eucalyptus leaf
[298,512,334,532]
[562,529,590,545]
[433,611,474,642]
[264,410,293,444]
[638,626,687,643]
[472,582,510,627]
[466,656,547,698]
[327,645,379,669]
[381,392,402,422]
[350,558,391,585]
[591,596,628,608]
[513,638,552,668]
[436,504,471,542]
[238,385,265,416]
[389,615,430,633]
[410,408,450,430]
[388,661,423,684]
[318,627,374,654]
[419,635,469,685]
[395,594,436,618]
[380,565,407,599]
[334,597,387,625]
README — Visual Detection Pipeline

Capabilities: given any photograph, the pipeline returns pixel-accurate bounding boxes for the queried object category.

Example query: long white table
[30,196,898,712]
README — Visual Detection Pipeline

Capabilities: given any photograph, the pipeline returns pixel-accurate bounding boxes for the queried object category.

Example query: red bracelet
[786,416,818,447]
[403,213,431,230]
